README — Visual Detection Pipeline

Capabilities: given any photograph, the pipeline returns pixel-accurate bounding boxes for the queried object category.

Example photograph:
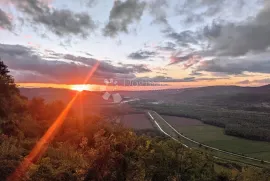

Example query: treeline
[1,60,270,180]
[225,124,270,141]
[137,103,270,142]
[189,92,270,113]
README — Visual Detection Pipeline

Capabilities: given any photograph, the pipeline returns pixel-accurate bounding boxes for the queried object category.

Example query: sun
[70,85,90,92]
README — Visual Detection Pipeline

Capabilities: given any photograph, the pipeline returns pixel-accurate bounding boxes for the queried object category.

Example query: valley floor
[163,115,270,161]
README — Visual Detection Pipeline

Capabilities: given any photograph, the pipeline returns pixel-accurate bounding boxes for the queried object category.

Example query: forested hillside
[116,85,270,113]
[1,60,270,180]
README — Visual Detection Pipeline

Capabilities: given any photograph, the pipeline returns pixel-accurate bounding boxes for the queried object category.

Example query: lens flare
[8,61,100,181]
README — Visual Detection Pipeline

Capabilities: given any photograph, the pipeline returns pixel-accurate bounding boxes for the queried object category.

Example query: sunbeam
[7,61,100,181]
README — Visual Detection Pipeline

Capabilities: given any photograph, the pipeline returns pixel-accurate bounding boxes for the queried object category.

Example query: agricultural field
[163,115,270,161]
[121,114,153,130]
[136,103,270,142]
[162,115,203,126]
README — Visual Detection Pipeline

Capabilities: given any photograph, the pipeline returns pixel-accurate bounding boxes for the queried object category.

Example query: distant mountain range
[20,84,270,112]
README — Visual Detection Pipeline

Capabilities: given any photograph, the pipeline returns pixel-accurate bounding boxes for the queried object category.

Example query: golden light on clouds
[17,72,270,92]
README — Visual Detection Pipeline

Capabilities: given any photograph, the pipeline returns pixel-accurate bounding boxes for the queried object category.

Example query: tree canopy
[0,60,269,181]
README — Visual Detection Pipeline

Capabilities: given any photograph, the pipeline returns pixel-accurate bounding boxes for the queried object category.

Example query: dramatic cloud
[133,75,227,83]
[1,0,270,86]
[169,53,201,65]
[0,8,12,30]
[176,0,247,25]
[148,0,169,26]
[203,22,222,39]
[183,57,201,69]
[166,30,199,46]
[184,13,204,25]
[0,44,151,84]
[197,54,270,74]
[133,76,196,83]
[128,50,156,60]
[127,64,151,73]
[190,70,204,76]
[5,0,96,37]
[64,54,150,74]
[165,1,270,75]
[204,3,270,57]
[157,42,176,51]
[34,9,96,38]
[103,0,146,37]
[85,0,97,7]
[177,0,225,15]
[9,69,57,83]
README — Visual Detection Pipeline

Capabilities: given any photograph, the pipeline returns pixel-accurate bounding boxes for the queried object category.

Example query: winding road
[147,111,270,166]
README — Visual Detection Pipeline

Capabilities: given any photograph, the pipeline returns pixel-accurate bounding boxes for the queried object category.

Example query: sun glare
[71,85,90,92]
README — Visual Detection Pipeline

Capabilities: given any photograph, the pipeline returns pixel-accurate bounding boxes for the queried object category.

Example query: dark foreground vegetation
[1,60,270,180]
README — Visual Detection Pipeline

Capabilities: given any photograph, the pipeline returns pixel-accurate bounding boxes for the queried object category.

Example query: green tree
[0,60,19,118]
[0,60,27,135]
[0,60,18,93]
[28,97,46,121]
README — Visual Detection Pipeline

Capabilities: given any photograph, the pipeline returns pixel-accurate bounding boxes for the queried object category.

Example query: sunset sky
[1,0,270,90]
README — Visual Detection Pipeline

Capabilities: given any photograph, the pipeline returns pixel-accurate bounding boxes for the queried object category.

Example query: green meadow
[164,116,270,161]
